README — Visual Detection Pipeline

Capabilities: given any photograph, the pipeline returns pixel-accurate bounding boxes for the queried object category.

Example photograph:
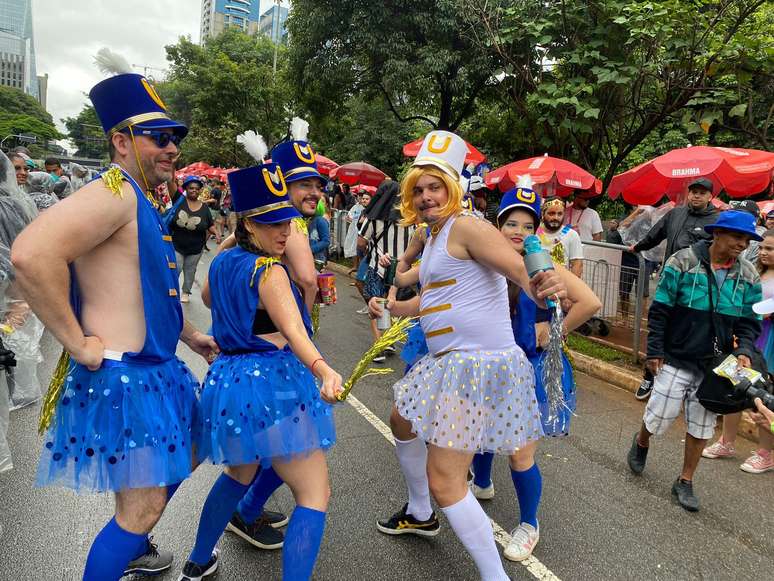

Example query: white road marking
[346,394,562,581]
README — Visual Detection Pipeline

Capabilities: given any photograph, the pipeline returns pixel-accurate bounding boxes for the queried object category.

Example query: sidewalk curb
[326,260,759,442]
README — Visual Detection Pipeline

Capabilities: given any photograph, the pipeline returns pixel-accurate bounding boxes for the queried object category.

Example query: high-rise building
[258,3,288,45]
[0,0,39,100]
[200,0,262,41]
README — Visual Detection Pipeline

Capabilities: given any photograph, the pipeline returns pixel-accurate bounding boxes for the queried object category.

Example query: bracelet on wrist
[311,357,325,374]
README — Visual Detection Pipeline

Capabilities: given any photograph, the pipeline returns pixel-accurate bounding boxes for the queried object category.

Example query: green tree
[161,30,293,166]
[63,103,108,158]
[286,0,497,132]
[0,86,61,148]
[462,0,768,186]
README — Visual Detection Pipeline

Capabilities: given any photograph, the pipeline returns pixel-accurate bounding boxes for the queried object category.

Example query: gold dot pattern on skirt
[393,347,542,454]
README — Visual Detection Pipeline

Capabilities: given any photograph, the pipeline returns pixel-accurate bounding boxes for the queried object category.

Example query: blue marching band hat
[497,176,541,225]
[270,117,326,184]
[228,130,301,225]
[89,49,187,138]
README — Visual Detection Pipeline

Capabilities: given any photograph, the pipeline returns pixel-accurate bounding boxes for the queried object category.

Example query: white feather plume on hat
[94,48,133,76]
[516,174,534,190]
[236,130,268,163]
[290,117,309,142]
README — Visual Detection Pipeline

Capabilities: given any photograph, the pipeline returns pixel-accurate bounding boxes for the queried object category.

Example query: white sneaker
[180,293,190,304]
[356,307,369,314]
[469,480,495,500]
[504,523,539,562]
[373,354,386,363]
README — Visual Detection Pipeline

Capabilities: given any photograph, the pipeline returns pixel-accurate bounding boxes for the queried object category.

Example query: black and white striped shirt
[358,218,415,277]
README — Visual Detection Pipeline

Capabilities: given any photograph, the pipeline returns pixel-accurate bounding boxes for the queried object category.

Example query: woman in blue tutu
[470,185,600,562]
[179,135,342,581]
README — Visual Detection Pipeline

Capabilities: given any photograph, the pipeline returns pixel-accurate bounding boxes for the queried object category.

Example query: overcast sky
[33,0,201,136]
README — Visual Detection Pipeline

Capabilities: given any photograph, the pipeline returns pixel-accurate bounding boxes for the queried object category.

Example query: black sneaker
[225,512,284,549]
[376,504,440,537]
[178,548,219,580]
[627,432,649,474]
[671,479,699,512]
[123,537,173,576]
[635,379,653,400]
[262,508,289,529]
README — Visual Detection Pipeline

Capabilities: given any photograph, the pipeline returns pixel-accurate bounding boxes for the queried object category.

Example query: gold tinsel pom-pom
[101,166,125,198]
[311,303,320,336]
[250,257,280,287]
[38,349,71,434]
[337,316,415,401]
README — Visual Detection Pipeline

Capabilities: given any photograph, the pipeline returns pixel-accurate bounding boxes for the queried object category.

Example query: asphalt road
[1,251,773,580]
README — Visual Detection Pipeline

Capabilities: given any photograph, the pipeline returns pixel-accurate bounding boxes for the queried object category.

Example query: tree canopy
[63,103,107,159]
[0,86,62,149]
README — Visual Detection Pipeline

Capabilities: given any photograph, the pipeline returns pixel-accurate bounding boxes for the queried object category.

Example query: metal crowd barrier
[328,208,350,258]
[578,240,648,362]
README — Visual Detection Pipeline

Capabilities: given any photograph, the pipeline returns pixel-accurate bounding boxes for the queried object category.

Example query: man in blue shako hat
[11,49,218,580]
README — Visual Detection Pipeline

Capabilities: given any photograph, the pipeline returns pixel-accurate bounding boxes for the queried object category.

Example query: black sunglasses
[131,129,183,149]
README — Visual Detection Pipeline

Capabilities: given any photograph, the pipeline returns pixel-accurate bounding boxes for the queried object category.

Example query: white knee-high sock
[394,437,432,521]
[441,490,509,581]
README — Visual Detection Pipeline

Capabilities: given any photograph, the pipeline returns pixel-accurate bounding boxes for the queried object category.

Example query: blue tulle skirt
[195,348,336,467]
[37,357,199,493]
[400,321,429,369]
[531,350,576,437]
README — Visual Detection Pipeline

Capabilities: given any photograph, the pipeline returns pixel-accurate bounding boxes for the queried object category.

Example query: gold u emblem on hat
[141,78,167,110]
[293,143,316,164]
[515,188,536,203]
[262,166,288,197]
[427,135,451,154]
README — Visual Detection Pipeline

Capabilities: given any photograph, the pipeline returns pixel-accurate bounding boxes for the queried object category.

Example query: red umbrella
[403,137,487,164]
[316,154,339,176]
[180,161,212,173]
[608,146,774,205]
[352,183,377,194]
[330,162,387,187]
[485,154,600,197]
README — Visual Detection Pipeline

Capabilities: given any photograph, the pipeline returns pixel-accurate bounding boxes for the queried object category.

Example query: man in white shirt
[539,197,583,277]
[565,192,603,241]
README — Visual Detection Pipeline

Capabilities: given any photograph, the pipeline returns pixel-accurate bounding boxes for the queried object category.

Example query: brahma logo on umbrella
[262,167,287,197]
[141,78,167,110]
[294,143,316,164]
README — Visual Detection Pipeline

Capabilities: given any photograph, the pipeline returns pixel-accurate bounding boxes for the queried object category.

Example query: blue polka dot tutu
[36,357,200,493]
[195,348,336,467]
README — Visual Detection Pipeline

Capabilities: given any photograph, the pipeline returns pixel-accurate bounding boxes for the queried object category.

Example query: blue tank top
[70,167,183,363]
[511,290,552,358]
[209,246,311,353]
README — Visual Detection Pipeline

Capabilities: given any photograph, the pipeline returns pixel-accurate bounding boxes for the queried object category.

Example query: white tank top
[418,214,516,355]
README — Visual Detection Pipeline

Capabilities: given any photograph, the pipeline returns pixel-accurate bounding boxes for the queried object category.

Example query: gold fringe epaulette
[38,349,71,434]
[101,166,125,198]
[293,217,309,237]
[250,256,280,287]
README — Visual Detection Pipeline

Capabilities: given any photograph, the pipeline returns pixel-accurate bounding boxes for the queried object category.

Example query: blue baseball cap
[704,210,763,241]
[182,176,203,189]
[497,186,541,226]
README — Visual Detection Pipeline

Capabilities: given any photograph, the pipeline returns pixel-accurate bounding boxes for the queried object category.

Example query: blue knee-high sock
[237,466,284,523]
[83,516,148,581]
[282,506,326,581]
[510,463,542,528]
[189,473,250,565]
[472,452,494,488]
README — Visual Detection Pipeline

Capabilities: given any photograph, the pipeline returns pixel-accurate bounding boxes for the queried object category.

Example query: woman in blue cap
[469,182,599,562]
[178,132,341,581]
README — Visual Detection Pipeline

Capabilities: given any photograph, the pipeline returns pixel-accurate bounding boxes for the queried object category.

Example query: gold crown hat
[412,130,468,180]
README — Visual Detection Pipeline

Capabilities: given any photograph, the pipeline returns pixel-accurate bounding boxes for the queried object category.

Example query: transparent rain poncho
[619,202,675,264]
[0,151,42,469]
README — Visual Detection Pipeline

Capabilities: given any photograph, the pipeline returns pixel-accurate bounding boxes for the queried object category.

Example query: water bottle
[523,235,556,308]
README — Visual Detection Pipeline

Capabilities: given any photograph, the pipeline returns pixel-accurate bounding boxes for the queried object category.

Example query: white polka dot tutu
[394,347,544,454]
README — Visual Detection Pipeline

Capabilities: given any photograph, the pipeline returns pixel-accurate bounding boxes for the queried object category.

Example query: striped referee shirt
[358,218,415,277]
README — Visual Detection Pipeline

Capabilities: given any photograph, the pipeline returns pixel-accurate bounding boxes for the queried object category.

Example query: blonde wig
[399,166,464,226]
